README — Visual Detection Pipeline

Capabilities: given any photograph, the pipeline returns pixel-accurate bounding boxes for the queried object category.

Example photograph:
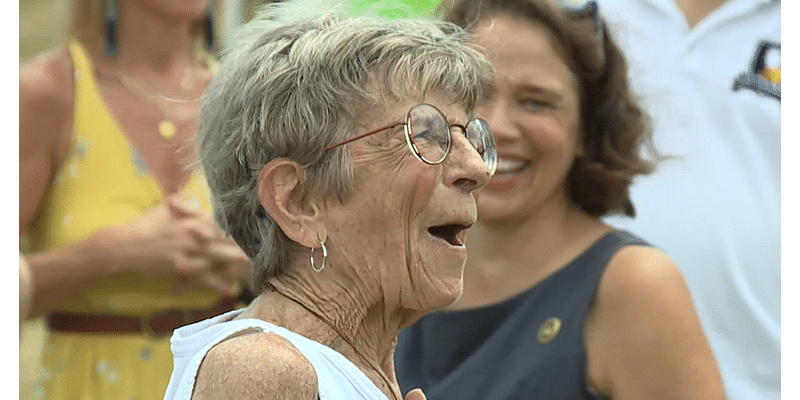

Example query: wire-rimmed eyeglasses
[324,103,497,175]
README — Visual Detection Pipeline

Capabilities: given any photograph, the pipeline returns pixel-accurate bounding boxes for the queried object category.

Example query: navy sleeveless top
[395,230,648,400]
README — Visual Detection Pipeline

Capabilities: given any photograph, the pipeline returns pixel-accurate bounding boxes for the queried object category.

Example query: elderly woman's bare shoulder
[192,331,318,400]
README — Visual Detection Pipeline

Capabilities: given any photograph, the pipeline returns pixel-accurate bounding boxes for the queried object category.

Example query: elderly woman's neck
[265,276,401,373]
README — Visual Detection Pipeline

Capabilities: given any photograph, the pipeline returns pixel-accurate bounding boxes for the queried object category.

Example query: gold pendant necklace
[116,68,195,140]
[158,120,177,139]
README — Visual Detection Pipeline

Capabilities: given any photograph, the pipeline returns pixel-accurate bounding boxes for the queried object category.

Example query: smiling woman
[394,0,728,399]
[161,3,496,400]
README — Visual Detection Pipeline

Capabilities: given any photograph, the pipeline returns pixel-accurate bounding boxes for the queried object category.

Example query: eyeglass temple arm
[324,122,405,151]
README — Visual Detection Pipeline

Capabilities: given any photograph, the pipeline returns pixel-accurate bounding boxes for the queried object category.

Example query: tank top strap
[555,230,651,308]
[168,312,388,400]
[264,324,389,400]
[582,229,649,277]
[68,41,92,83]
[68,40,108,121]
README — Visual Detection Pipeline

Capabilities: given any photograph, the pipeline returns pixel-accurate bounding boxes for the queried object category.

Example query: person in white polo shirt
[597,1,780,399]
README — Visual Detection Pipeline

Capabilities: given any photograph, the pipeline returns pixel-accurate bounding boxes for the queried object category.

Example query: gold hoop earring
[310,238,327,273]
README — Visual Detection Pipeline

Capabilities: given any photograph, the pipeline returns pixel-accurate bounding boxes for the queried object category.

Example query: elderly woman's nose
[445,132,492,191]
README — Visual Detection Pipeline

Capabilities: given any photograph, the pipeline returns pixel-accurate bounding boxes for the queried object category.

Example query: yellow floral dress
[25,41,223,400]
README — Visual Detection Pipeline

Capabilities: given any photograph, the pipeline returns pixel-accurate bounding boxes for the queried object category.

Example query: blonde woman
[19,1,249,398]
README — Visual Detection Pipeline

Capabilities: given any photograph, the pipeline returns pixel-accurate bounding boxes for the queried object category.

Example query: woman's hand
[26,193,252,316]
[109,193,252,297]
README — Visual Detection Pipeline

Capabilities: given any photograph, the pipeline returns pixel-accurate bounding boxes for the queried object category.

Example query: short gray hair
[199,2,494,291]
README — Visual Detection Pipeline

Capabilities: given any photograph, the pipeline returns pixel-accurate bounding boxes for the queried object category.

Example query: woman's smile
[485,156,532,193]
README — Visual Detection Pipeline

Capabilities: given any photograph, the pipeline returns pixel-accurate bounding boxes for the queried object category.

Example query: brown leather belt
[47,296,239,338]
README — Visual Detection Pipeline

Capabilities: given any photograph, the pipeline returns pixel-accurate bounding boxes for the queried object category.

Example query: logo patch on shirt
[537,317,563,343]
[733,40,780,101]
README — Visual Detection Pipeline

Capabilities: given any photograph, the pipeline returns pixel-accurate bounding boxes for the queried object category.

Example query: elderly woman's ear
[258,158,326,248]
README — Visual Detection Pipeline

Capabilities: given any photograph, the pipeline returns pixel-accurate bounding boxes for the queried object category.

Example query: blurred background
[19,2,272,398]
[20,0,68,65]
[20,4,68,399]
[20,0,274,64]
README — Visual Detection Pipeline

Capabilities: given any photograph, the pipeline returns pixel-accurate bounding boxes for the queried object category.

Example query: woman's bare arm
[193,332,319,400]
[585,246,727,400]
[19,50,73,235]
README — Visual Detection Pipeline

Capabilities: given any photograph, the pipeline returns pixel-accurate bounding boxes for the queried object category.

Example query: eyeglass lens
[407,105,451,164]
[466,118,497,174]
[407,104,497,174]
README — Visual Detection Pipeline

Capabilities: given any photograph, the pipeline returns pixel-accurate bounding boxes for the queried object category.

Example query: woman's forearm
[26,228,126,317]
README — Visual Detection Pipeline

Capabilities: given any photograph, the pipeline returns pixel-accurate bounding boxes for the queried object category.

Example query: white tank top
[163,309,388,400]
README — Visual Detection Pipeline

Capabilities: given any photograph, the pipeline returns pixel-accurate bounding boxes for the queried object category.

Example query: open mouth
[428,224,470,246]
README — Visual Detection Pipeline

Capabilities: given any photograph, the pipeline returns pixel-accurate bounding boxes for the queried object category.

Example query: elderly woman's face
[323,92,492,312]
[471,14,583,223]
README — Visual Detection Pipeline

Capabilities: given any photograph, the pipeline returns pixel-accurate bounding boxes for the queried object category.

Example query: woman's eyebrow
[516,83,562,98]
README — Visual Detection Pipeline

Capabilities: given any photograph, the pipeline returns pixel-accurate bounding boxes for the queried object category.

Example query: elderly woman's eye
[414,128,436,141]
[369,125,405,148]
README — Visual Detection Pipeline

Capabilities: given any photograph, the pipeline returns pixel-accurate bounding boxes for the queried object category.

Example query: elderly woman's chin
[434,276,465,308]
[409,247,467,311]
[402,276,464,320]
[429,274,465,309]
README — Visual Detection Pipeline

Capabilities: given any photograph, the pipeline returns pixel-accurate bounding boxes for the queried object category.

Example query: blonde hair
[69,0,103,45]
[68,0,216,51]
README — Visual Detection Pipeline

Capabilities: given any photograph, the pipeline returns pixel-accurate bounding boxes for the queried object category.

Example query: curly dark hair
[442,0,656,217]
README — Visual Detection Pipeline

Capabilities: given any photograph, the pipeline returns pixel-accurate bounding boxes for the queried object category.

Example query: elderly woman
[394,0,726,399]
[163,4,497,400]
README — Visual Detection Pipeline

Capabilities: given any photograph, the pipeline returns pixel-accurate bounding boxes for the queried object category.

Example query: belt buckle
[139,309,193,339]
